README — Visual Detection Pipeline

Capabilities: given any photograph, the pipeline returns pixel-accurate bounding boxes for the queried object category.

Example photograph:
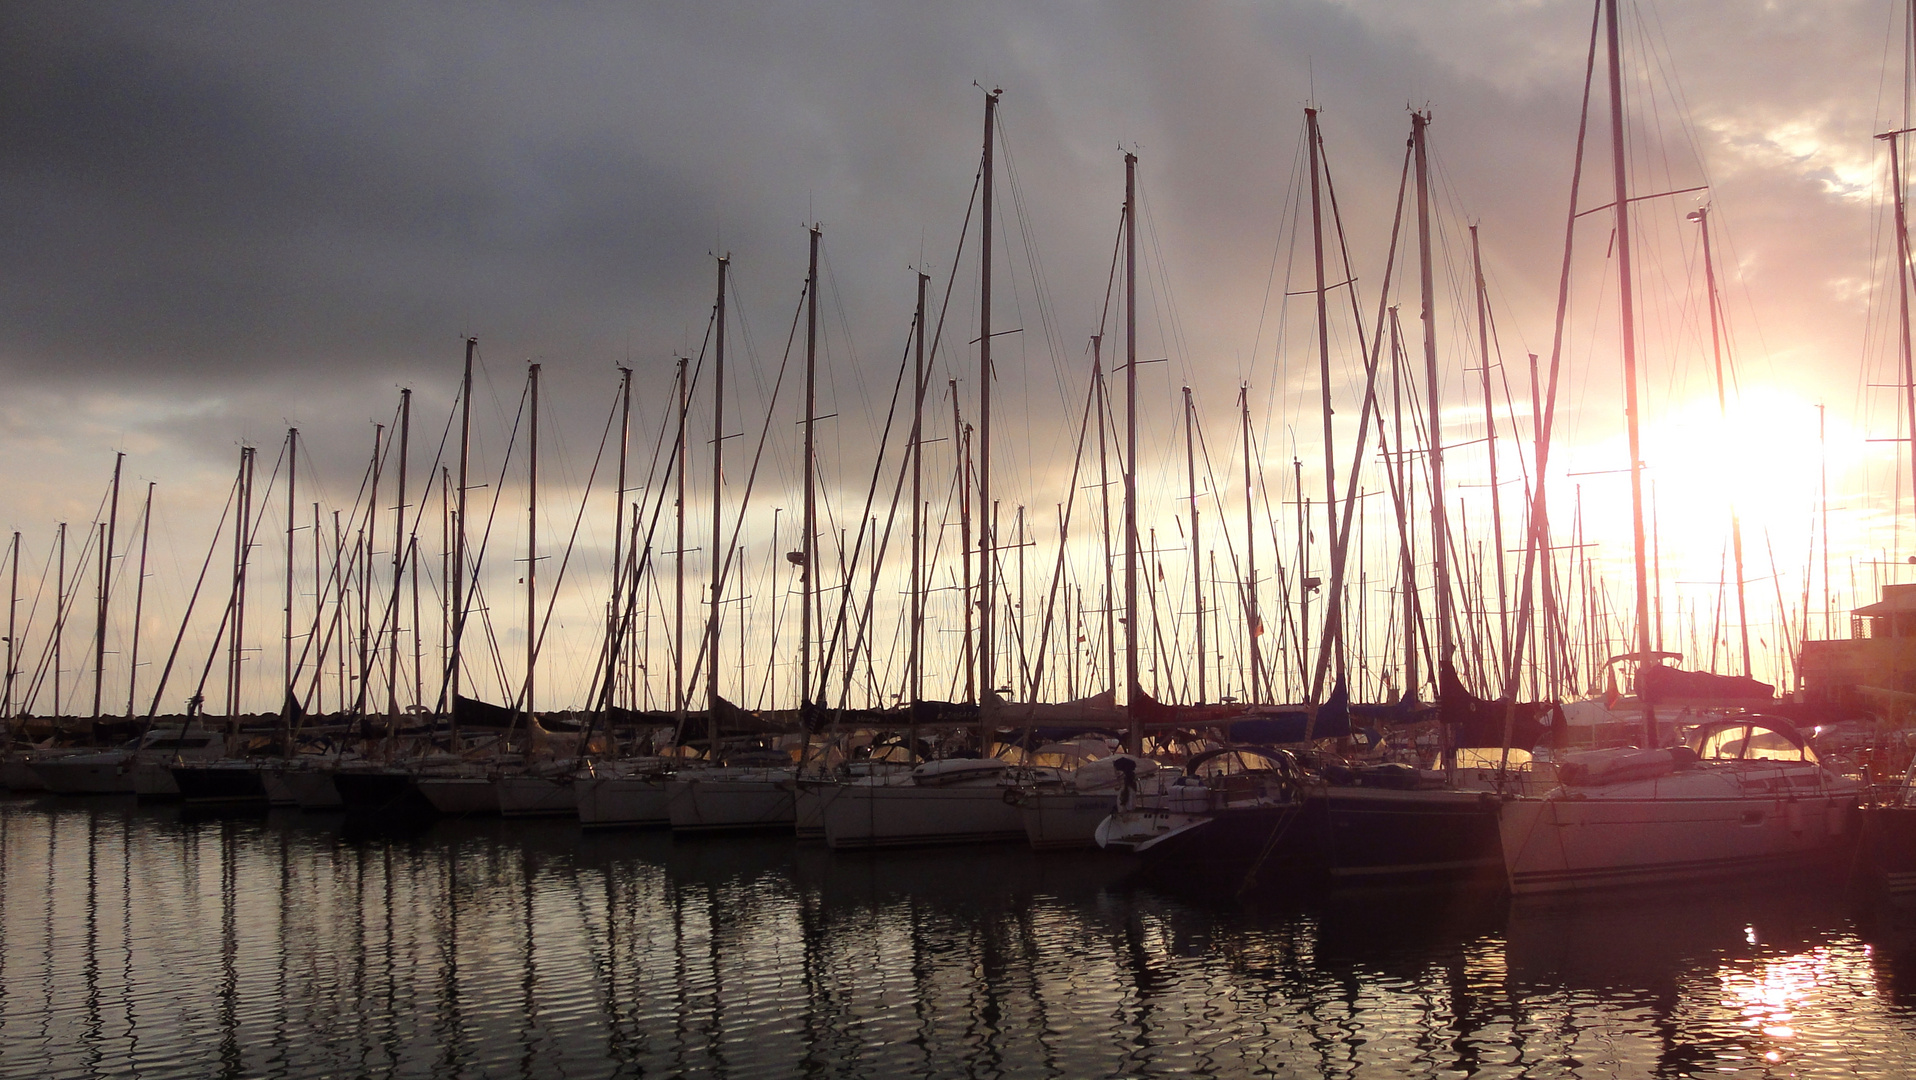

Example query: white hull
[260,769,300,807]
[131,760,180,798]
[495,774,577,817]
[667,770,795,833]
[822,781,1025,850]
[574,774,671,828]
[33,753,137,794]
[794,782,826,840]
[275,767,343,810]
[1501,765,1858,895]
[416,775,499,815]
[1020,790,1118,849]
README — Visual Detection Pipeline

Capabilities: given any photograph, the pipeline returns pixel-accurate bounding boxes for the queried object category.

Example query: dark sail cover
[1636,664,1774,704]
[454,694,520,729]
[1440,665,1561,749]
[1225,682,1352,744]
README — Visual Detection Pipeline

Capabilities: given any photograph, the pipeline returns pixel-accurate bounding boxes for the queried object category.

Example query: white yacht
[820,757,1027,850]
[1499,715,1861,895]
[32,726,226,796]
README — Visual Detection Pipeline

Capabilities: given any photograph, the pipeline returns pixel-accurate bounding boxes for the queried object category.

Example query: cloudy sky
[1,0,1907,713]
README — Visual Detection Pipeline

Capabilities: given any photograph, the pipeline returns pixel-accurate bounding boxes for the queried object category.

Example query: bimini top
[1685,715,1815,763]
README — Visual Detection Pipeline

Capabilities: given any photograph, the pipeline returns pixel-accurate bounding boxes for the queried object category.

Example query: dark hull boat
[1100,757,1503,892]
[332,767,439,821]
[170,762,272,805]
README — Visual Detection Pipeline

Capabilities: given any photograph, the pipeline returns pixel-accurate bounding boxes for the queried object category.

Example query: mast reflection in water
[3,797,1915,1078]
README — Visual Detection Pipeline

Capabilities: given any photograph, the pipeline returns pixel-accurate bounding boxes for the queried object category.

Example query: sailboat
[818,90,1031,852]
[1495,0,1861,895]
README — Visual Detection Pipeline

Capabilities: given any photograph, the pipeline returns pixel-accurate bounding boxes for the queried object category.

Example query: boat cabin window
[1692,724,1814,763]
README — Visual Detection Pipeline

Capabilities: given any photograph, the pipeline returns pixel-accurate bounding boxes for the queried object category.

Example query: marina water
[4,795,1916,1078]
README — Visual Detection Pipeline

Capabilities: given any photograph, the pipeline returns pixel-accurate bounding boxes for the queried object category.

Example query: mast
[709,256,727,719]
[1413,111,1454,730]
[390,389,410,719]
[450,337,473,743]
[979,89,999,728]
[802,226,820,712]
[283,429,297,750]
[1306,107,1343,700]
[359,425,380,714]
[1886,129,1916,550]
[1184,386,1204,703]
[1095,337,1116,696]
[1240,385,1262,703]
[1689,206,1752,677]
[1605,0,1657,747]
[955,382,974,703]
[56,523,65,718]
[674,356,689,721]
[525,363,540,722]
[910,271,928,715]
[1471,226,1511,680]
[1123,150,1141,755]
[94,452,122,717]
[603,365,632,739]
[6,531,17,719]
[230,446,255,718]
[1392,312,1420,700]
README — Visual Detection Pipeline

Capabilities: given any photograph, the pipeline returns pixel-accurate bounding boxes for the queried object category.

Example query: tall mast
[1392,313,1420,700]
[94,452,122,717]
[450,337,473,742]
[6,531,17,719]
[954,382,974,703]
[1306,107,1343,700]
[1471,227,1511,681]
[526,363,540,720]
[1240,385,1262,703]
[359,424,380,713]
[284,431,297,702]
[1413,112,1454,717]
[390,389,410,718]
[1123,150,1141,755]
[1690,205,1751,678]
[674,356,689,720]
[55,523,65,718]
[979,89,999,723]
[1528,352,1561,699]
[910,271,928,709]
[802,226,820,711]
[1095,339,1117,696]
[1184,386,1204,703]
[283,429,297,749]
[1887,128,1916,552]
[1605,0,1656,747]
[709,256,727,716]
[603,365,632,737]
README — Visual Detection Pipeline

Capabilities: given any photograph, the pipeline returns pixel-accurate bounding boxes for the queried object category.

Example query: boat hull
[574,774,671,828]
[415,775,499,816]
[333,769,438,819]
[1019,789,1118,850]
[1107,786,1503,890]
[821,782,1025,850]
[170,763,271,805]
[667,771,795,833]
[495,775,577,817]
[1500,783,1858,895]
[275,767,344,810]
[33,753,137,795]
